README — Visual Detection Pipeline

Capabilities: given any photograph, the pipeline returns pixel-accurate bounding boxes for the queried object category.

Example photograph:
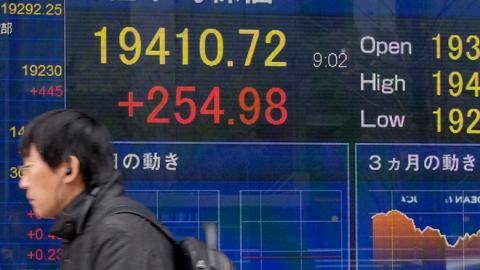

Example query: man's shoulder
[92,195,151,228]
[98,194,143,209]
[86,196,177,270]
[90,195,175,243]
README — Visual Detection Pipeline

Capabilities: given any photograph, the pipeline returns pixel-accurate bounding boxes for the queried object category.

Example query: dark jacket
[50,172,176,270]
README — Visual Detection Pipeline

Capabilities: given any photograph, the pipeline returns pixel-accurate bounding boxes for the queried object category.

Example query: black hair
[19,109,115,191]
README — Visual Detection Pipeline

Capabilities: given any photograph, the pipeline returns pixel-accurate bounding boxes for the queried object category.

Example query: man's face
[18,144,64,218]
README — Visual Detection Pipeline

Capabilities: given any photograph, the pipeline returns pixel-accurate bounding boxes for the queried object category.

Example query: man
[18,109,176,270]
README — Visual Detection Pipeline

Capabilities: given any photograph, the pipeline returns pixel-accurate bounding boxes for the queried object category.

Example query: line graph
[373,210,480,249]
[373,209,480,268]
[359,189,480,269]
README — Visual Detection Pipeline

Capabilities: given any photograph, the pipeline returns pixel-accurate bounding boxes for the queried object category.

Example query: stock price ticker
[4,1,480,270]
[62,11,480,142]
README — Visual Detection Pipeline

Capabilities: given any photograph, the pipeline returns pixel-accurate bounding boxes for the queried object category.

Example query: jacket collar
[49,171,124,241]
[49,190,88,241]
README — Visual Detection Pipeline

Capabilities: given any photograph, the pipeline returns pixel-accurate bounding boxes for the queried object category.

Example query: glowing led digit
[449,108,463,133]
[176,28,189,65]
[265,88,287,125]
[239,87,260,125]
[200,29,223,66]
[239,29,259,66]
[265,30,286,66]
[119,27,141,65]
[313,53,322,67]
[95,27,107,64]
[146,28,170,65]
[448,35,463,60]
[448,72,463,97]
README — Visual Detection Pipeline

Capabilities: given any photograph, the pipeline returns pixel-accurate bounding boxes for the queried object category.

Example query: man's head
[18,109,115,218]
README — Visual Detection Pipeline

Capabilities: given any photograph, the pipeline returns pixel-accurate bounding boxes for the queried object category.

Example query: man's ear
[63,156,81,184]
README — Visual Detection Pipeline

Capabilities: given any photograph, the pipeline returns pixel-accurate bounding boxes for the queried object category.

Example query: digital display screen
[2,1,480,269]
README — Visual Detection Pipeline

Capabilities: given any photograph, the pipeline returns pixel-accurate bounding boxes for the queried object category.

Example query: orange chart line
[372,210,480,248]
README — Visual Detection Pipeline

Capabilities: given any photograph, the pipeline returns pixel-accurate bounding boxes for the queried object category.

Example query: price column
[432,33,480,137]
[0,1,64,269]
